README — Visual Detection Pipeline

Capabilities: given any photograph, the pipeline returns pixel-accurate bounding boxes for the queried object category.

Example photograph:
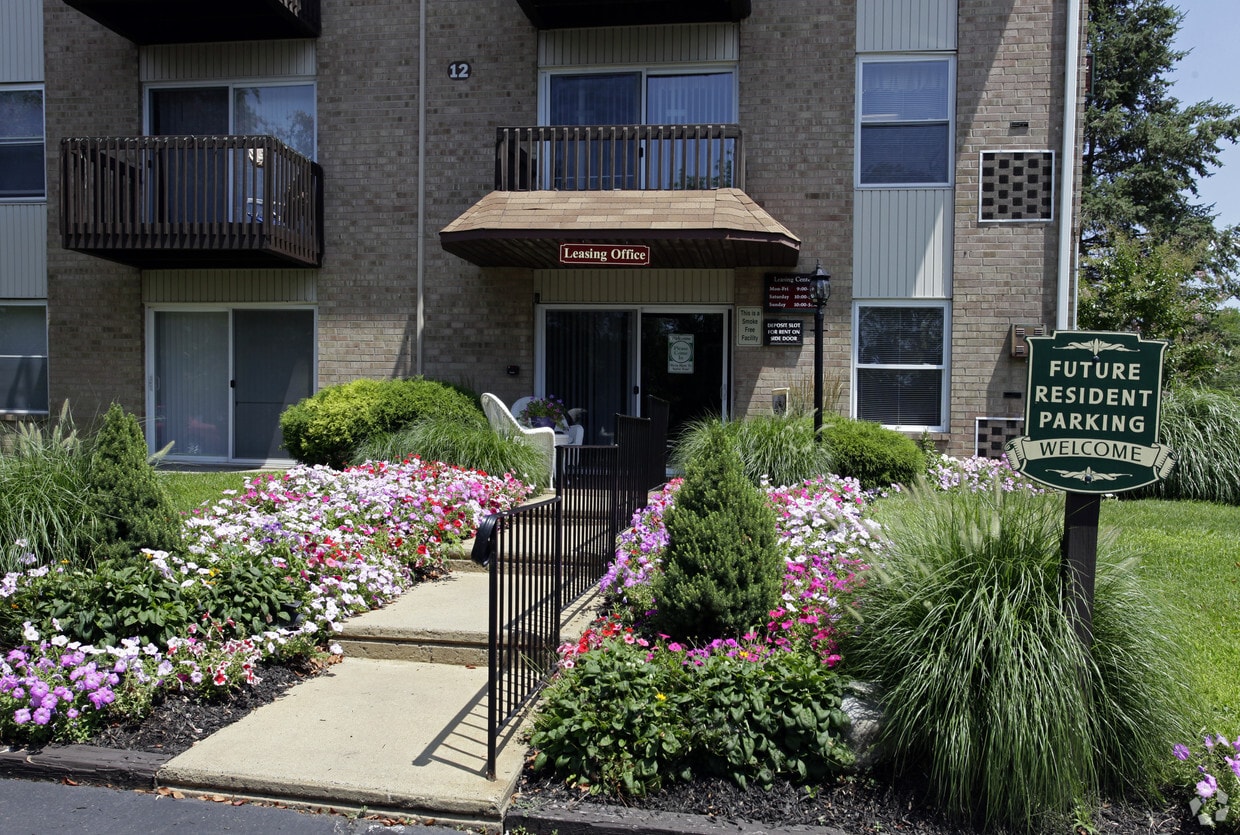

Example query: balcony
[61,0,320,45]
[441,124,800,269]
[516,0,750,29]
[61,136,323,270]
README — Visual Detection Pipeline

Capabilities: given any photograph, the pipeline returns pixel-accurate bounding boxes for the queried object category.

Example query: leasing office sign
[1005,331,1175,493]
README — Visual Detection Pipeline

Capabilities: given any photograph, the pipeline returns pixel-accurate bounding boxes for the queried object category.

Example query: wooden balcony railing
[495,124,744,191]
[61,136,323,269]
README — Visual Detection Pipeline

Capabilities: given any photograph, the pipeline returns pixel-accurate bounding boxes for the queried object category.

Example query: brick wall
[949,0,1076,455]
[43,1,145,427]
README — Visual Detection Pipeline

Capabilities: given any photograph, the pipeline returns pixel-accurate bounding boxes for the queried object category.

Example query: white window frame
[0,84,46,203]
[852,300,950,432]
[0,300,49,415]
[855,55,955,189]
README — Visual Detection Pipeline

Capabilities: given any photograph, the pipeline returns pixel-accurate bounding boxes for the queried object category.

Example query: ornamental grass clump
[650,423,784,642]
[1141,387,1240,505]
[0,402,98,572]
[670,414,833,488]
[846,479,1188,833]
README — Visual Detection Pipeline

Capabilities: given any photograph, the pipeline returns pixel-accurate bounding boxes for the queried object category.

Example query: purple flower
[1197,773,1218,799]
[1173,744,1191,761]
[1227,755,1240,782]
[32,707,51,726]
[13,708,30,724]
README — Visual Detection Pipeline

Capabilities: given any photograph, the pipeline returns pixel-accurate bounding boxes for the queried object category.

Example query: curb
[505,804,851,835]
[0,743,169,789]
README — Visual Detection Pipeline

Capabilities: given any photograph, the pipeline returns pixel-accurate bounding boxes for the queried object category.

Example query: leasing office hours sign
[1005,331,1175,493]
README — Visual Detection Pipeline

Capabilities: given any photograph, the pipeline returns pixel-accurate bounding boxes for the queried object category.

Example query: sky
[1167,0,1240,229]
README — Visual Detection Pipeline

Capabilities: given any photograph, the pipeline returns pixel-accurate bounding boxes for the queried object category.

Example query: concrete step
[337,568,603,665]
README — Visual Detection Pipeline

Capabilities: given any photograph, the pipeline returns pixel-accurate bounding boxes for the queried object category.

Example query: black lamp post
[810,261,831,441]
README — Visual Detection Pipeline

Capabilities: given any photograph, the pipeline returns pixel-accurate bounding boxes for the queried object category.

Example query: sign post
[1005,331,1174,645]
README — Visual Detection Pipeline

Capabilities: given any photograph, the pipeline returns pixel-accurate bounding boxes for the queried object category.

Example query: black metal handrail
[471,403,668,780]
[495,124,744,191]
[471,495,562,780]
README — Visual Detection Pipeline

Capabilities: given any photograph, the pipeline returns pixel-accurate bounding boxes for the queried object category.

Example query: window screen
[856,305,945,428]
[859,60,951,186]
[0,89,45,200]
[0,304,49,413]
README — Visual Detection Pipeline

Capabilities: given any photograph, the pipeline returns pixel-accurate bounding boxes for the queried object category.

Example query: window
[0,303,49,413]
[543,68,736,189]
[858,58,952,186]
[855,303,947,429]
[148,83,316,157]
[0,87,45,200]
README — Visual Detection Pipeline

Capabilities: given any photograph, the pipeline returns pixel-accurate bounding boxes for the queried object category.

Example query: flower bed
[1,458,534,746]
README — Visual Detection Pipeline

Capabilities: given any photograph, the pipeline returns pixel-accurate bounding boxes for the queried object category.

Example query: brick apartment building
[1,0,1086,464]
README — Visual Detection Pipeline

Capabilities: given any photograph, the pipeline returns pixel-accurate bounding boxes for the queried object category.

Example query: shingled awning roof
[439,188,800,269]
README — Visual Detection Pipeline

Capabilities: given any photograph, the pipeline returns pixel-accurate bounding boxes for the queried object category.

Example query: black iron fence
[470,495,562,780]
[471,400,668,778]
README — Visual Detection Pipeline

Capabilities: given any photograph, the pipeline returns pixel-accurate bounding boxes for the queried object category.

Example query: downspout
[416,0,427,373]
[1057,0,1084,330]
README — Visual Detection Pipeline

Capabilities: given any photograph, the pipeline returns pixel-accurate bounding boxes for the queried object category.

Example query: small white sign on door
[668,333,695,374]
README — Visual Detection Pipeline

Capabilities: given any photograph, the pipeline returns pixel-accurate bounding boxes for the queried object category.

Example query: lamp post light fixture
[810,261,831,441]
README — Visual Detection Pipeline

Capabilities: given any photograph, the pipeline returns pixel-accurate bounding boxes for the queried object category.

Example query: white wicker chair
[481,392,556,487]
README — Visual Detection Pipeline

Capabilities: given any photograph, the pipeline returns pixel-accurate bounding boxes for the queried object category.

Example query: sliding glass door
[540,307,729,446]
[151,309,314,462]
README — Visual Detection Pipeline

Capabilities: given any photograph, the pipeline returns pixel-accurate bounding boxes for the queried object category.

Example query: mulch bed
[512,757,1200,834]
[54,659,1200,834]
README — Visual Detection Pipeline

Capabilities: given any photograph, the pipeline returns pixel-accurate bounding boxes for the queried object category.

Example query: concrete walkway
[156,564,598,833]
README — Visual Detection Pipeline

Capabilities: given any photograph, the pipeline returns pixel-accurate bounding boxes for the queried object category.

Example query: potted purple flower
[519,395,567,430]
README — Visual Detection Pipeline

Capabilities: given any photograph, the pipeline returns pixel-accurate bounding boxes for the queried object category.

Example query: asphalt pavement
[0,775,466,834]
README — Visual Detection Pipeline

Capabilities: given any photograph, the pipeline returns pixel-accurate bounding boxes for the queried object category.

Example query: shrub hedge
[280,377,484,468]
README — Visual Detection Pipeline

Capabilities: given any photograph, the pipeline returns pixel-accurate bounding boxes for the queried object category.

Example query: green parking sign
[1005,331,1175,493]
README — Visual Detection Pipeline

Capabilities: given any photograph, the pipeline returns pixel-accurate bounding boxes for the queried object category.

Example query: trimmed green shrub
[847,481,1188,832]
[670,413,833,488]
[821,416,924,490]
[353,417,549,486]
[280,377,485,468]
[82,404,183,564]
[651,423,783,642]
[1138,387,1240,504]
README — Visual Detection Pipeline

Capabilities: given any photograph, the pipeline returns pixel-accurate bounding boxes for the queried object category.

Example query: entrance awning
[439,188,801,269]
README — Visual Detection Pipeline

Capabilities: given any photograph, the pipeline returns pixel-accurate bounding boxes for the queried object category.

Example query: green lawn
[159,470,276,515]
[1101,498,1240,731]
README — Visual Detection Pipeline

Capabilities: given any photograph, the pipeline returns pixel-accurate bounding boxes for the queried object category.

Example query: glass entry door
[541,308,729,446]
[151,309,314,462]
[639,311,726,439]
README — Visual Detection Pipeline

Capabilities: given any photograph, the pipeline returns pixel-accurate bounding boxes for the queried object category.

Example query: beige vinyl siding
[0,205,47,297]
[534,270,733,304]
[0,0,43,82]
[853,188,952,298]
[857,0,957,52]
[539,23,738,68]
[143,271,317,304]
[140,40,316,82]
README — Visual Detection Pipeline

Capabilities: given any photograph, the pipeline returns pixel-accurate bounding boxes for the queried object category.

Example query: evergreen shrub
[280,377,485,468]
[82,404,183,564]
[651,423,783,642]
[821,416,924,490]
